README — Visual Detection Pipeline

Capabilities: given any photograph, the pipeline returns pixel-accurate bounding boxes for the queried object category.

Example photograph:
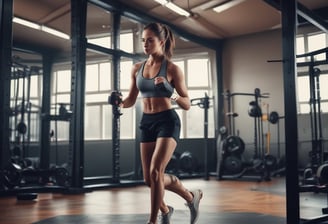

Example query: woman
[121,22,202,224]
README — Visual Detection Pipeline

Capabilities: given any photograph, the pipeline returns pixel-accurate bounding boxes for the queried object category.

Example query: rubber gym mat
[33,210,286,224]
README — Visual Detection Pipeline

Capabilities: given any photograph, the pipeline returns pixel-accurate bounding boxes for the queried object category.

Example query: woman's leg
[141,137,202,224]
[140,138,177,223]
[140,141,156,223]
[163,173,203,224]
[163,174,193,201]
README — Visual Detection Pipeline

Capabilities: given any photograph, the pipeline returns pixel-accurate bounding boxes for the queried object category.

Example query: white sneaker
[185,189,203,224]
[158,205,174,224]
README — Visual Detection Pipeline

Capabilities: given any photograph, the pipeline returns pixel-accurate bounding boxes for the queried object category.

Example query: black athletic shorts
[139,109,181,143]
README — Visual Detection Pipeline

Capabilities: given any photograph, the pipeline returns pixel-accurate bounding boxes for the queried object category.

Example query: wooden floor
[0,176,327,224]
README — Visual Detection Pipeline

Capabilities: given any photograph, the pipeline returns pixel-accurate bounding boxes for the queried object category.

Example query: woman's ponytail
[162,25,175,59]
[144,23,175,59]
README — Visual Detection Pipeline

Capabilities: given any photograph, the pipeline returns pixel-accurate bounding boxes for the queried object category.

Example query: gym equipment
[224,135,245,155]
[267,111,285,176]
[317,163,328,186]
[269,111,280,124]
[16,193,38,200]
[299,61,325,184]
[222,89,269,136]
[217,88,277,181]
[309,67,324,172]
[297,47,328,224]
[108,90,123,183]
[0,159,70,190]
[0,57,77,196]
[1,162,22,189]
[108,91,123,106]
[191,93,212,180]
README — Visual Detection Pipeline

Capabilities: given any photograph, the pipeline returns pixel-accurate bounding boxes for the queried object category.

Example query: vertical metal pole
[203,94,209,180]
[309,62,319,170]
[70,0,87,188]
[39,55,52,170]
[111,12,121,184]
[214,42,225,180]
[0,0,13,170]
[214,42,225,133]
[281,0,300,223]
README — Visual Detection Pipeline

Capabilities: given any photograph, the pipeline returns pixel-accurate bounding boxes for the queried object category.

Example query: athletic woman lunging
[121,22,203,224]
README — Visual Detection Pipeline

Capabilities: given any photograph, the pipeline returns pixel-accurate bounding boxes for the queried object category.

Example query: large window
[51,2,215,141]
[296,32,328,114]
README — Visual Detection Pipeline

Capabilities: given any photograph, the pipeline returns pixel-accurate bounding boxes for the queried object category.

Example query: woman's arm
[122,63,140,108]
[169,62,191,111]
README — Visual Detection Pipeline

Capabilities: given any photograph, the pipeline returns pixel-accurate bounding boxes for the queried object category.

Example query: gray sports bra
[136,60,174,98]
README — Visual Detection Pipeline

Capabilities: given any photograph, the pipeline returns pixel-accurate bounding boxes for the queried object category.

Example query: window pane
[187,107,204,137]
[30,75,39,97]
[321,102,328,113]
[308,33,326,61]
[175,109,184,138]
[121,107,135,139]
[56,70,71,92]
[299,103,310,114]
[320,74,328,100]
[120,33,133,53]
[120,60,133,90]
[174,60,185,77]
[55,94,70,104]
[120,90,135,139]
[29,113,39,141]
[85,105,101,139]
[86,64,99,92]
[187,90,212,138]
[51,121,70,141]
[99,62,111,91]
[187,59,209,87]
[102,105,112,139]
[297,76,310,102]
[88,36,111,48]
[85,93,108,103]
[296,36,305,63]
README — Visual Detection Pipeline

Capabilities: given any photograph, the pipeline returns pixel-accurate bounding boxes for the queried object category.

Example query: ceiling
[11,0,328,57]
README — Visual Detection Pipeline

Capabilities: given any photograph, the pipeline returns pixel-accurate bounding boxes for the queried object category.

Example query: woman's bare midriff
[142,97,172,114]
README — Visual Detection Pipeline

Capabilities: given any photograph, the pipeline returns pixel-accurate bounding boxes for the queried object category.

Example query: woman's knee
[149,167,163,183]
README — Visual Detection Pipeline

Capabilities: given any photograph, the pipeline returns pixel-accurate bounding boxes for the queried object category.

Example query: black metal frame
[281,1,299,224]
[111,12,121,184]
[69,0,88,189]
[39,56,53,170]
[0,0,13,182]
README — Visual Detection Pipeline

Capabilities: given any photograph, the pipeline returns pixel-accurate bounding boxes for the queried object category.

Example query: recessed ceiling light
[13,17,69,40]
[154,0,190,17]
[213,0,245,14]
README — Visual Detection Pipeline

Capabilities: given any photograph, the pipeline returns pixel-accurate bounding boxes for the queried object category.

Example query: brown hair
[144,23,175,59]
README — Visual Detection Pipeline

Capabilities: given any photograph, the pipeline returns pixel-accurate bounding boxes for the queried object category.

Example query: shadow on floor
[33,210,286,224]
